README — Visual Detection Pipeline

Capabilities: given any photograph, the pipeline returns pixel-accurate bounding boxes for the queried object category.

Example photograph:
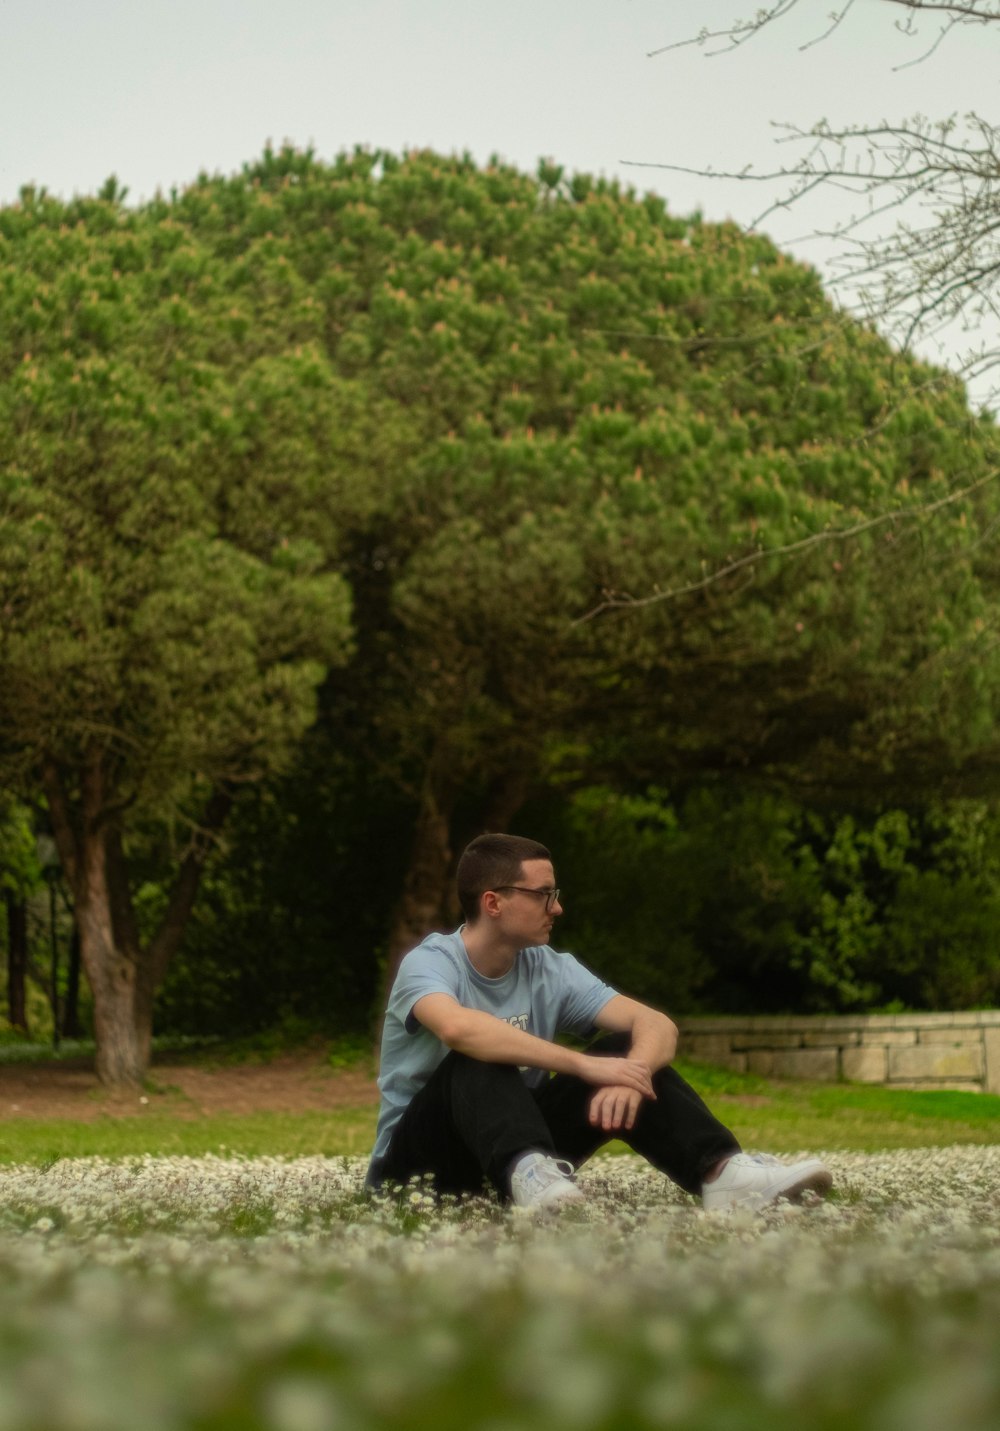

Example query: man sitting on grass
[368,833,832,1212]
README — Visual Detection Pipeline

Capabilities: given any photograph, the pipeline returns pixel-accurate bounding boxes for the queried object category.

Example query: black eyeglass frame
[493,884,561,913]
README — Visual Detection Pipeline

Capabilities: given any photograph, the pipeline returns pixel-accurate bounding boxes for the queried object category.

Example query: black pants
[378,1035,741,1200]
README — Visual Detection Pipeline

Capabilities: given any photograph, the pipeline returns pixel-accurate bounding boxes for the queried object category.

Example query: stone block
[890,1013,951,1028]
[747,1050,775,1077]
[842,1046,888,1083]
[732,1033,803,1050]
[677,1018,746,1034]
[887,1082,983,1093]
[861,1030,917,1046]
[770,1048,839,1081]
[888,1045,985,1082]
[917,1030,982,1046]
[983,1028,1000,1095]
[920,1012,995,1028]
[802,1030,860,1047]
[744,1017,804,1031]
[680,1034,734,1061]
[708,1053,748,1074]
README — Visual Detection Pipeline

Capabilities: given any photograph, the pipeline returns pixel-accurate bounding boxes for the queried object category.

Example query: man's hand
[588,1084,646,1132]
[575,1054,655,1101]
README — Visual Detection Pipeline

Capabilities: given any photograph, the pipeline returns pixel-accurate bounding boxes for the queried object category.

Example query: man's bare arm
[411,993,656,1099]
[593,994,678,1070]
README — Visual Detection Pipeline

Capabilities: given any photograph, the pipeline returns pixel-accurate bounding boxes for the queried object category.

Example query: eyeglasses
[494,885,561,913]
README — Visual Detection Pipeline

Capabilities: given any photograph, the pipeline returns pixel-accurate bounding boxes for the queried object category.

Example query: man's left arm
[594,994,678,1069]
[587,995,678,1132]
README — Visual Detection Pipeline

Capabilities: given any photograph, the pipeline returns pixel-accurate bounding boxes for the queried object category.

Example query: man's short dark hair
[456,833,552,923]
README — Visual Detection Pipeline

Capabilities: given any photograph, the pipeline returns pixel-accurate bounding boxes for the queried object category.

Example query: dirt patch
[0,1052,380,1122]
[0,1055,767,1122]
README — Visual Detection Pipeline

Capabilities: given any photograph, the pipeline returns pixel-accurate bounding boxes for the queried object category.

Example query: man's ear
[481,890,503,920]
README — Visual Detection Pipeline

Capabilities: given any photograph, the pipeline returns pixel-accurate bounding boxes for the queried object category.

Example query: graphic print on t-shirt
[502,1012,529,1031]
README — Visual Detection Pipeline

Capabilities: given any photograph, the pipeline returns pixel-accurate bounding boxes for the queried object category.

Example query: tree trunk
[42,759,227,1089]
[87,951,150,1088]
[74,825,149,1088]
[475,772,530,849]
[5,894,29,1034]
[62,925,84,1039]
[384,782,454,980]
[382,770,532,996]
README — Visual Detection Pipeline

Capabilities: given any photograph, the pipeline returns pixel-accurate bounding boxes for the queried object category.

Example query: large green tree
[172,147,1000,967]
[0,184,355,1084]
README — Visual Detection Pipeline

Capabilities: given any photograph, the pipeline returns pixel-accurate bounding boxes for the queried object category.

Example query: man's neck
[460,921,520,979]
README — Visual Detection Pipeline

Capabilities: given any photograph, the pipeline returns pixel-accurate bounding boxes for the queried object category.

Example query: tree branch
[648,0,1000,72]
[800,0,858,51]
[145,788,234,986]
[647,3,803,59]
[883,0,1000,19]
[40,760,80,889]
[626,100,1000,389]
[573,469,1000,624]
[105,825,142,959]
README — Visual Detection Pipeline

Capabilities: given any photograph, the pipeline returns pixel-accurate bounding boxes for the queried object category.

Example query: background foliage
[137,781,1000,1037]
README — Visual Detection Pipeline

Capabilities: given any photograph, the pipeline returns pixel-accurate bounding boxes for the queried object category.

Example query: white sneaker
[509,1152,585,1210]
[702,1152,833,1213]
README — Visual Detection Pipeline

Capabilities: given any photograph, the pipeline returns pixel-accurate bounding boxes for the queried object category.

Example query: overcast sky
[3,0,998,394]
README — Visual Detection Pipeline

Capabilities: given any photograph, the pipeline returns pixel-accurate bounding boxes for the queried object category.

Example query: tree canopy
[0,180,354,1082]
[162,146,1000,963]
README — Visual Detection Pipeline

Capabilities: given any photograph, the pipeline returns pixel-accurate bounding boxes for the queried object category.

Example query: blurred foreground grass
[1,1149,998,1431]
[1,1052,997,1164]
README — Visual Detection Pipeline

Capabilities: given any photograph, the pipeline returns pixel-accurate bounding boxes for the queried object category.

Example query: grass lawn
[674,1057,1000,1152]
[1,1055,997,1164]
[0,1107,378,1165]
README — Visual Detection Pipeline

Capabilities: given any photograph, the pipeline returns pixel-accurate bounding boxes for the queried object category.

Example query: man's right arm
[411,993,656,1099]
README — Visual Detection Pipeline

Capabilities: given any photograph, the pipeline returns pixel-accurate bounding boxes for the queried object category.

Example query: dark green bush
[526,787,1000,1015]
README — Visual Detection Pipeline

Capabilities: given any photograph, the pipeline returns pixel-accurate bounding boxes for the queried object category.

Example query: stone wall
[676,1012,1000,1093]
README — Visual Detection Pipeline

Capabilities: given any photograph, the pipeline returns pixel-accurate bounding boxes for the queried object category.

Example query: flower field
[1,1148,998,1431]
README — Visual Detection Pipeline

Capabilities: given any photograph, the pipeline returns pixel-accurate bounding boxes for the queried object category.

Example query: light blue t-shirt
[367,928,617,1183]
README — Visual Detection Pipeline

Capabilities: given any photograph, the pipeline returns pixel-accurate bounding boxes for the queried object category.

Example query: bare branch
[646,2,804,59]
[883,0,1000,19]
[750,170,848,229]
[646,6,1000,409]
[648,0,1000,69]
[626,98,1000,395]
[891,13,956,68]
[573,469,1000,625]
[800,0,858,50]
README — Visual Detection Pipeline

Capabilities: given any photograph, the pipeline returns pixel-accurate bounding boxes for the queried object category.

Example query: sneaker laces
[530,1157,576,1189]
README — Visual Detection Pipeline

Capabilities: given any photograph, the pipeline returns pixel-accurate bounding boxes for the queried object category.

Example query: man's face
[493,858,564,946]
